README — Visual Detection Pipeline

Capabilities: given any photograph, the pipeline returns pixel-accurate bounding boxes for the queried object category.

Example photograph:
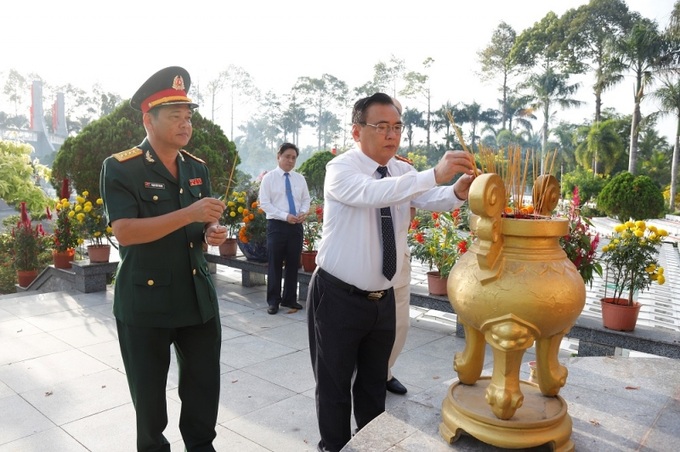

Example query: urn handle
[532,174,560,216]
[468,173,504,281]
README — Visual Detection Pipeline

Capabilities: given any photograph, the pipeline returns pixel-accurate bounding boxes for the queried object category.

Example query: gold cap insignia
[172,75,185,91]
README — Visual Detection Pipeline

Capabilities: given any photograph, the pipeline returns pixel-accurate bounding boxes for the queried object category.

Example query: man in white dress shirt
[259,142,311,314]
[307,93,476,452]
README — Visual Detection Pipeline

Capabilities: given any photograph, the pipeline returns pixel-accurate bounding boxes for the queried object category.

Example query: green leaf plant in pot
[599,220,667,331]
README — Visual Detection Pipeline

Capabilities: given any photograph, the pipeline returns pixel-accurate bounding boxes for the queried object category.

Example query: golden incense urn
[440,173,585,451]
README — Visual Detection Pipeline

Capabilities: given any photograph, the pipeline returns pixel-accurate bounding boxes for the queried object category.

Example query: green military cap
[131,66,199,113]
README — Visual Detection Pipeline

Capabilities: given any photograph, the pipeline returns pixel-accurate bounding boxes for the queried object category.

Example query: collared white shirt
[259,166,311,221]
[317,147,465,291]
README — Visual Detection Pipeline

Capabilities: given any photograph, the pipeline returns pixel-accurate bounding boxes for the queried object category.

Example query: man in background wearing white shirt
[259,142,311,315]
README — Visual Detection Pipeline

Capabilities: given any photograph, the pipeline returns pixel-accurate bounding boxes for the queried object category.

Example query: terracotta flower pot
[87,244,111,263]
[301,250,318,272]
[600,297,641,332]
[17,269,38,287]
[427,271,448,296]
[53,248,75,269]
[219,238,238,257]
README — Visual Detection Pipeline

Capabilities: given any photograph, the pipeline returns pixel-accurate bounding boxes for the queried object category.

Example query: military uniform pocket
[139,188,173,216]
[132,269,172,314]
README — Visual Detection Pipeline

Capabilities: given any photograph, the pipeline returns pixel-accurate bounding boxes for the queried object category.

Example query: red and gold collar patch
[189,178,203,186]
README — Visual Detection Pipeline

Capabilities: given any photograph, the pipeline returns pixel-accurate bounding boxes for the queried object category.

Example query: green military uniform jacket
[100,139,218,328]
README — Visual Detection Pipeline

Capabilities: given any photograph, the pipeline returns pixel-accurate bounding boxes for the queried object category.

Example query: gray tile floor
[1,215,678,451]
[0,266,505,452]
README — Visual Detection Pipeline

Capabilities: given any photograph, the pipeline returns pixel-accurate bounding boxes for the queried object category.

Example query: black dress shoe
[267,305,279,315]
[386,377,407,395]
[281,301,303,310]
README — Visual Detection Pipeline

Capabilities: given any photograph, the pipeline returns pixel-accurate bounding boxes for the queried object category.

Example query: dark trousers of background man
[307,271,396,451]
[266,220,303,307]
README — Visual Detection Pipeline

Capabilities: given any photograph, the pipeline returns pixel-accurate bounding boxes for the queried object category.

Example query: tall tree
[478,22,521,130]
[279,93,308,146]
[511,11,581,170]
[293,74,348,151]
[3,69,27,117]
[401,58,435,151]
[618,17,664,174]
[652,75,680,209]
[217,65,259,140]
[562,0,632,123]
[355,55,406,98]
[401,107,425,152]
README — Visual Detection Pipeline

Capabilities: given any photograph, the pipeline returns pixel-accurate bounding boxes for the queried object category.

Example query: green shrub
[560,168,607,206]
[597,172,665,222]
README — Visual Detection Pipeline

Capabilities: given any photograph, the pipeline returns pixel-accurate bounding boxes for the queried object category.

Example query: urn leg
[454,323,485,384]
[485,346,525,419]
[535,332,569,396]
[482,319,535,420]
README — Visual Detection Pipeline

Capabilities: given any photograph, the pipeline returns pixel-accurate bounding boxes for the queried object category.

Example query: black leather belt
[317,268,388,301]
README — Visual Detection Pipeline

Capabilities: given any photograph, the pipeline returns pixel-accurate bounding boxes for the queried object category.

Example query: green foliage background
[298,151,335,198]
[51,102,238,199]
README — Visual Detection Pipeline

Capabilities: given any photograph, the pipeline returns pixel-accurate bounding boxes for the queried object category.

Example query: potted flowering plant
[408,209,472,295]
[237,182,268,261]
[558,187,602,287]
[301,203,323,272]
[218,190,247,257]
[51,197,82,269]
[599,220,667,331]
[303,204,323,253]
[73,190,112,263]
[11,202,51,286]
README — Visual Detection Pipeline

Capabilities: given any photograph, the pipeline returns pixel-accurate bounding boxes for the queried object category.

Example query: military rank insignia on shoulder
[394,154,413,165]
[180,149,205,164]
[112,148,143,162]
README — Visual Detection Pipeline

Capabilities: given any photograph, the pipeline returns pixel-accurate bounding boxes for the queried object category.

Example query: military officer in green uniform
[100,66,227,452]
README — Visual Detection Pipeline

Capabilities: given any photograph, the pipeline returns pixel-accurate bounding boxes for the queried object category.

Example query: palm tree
[574,119,624,176]
[431,102,460,148]
[652,75,680,210]
[618,17,664,174]
[503,92,536,133]
[401,107,425,152]
[523,69,583,172]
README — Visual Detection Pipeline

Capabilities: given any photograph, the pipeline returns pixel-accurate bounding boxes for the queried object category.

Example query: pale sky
[4,0,677,147]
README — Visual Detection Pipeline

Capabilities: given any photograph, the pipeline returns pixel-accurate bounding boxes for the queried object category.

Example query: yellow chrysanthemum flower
[82,191,89,197]
[614,224,626,233]
[635,220,645,229]
[68,211,75,218]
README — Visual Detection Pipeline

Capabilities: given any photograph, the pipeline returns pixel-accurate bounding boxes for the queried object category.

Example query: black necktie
[376,166,396,280]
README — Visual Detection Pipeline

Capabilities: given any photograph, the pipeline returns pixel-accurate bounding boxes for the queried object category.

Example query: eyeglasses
[360,122,405,135]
